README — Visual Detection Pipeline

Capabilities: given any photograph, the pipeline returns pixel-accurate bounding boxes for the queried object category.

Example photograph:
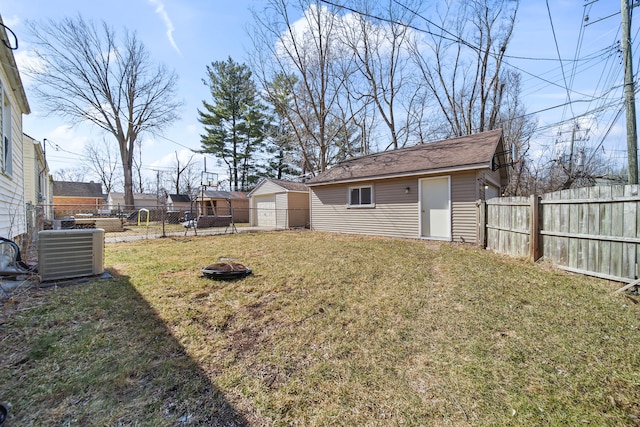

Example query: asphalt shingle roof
[53,181,104,198]
[202,190,248,200]
[267,179,309,192]
[168,194,192,203]
[305,129,503,185]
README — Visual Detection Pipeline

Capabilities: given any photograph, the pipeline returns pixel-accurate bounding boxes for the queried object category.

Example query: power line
[546,0,575,120]
[321,0,602,63]
[321,0,614,100]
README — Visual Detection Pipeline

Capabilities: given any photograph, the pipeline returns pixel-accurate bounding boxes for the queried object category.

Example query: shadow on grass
[0,272,251,426]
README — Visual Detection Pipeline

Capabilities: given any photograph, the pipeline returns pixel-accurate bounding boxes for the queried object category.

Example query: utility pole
[622,0,638,184]
[569,125,576,175]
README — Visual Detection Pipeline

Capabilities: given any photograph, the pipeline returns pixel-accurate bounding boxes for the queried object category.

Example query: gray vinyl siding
[484,168,502,188]
[288,192,310,228]
[311,171,483,243]
[451,172,480,244]
[311,177,420,239]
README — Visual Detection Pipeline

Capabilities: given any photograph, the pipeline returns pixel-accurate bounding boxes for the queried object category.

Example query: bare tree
[26,16,181,208]
[341,0,422,149]
[170,151,196,195]
[251,0,352,175]
[410,0,518,138]
[497,71,537,196]
[83,138,121,196]
[53,167,88,182]
[132,141,146,193]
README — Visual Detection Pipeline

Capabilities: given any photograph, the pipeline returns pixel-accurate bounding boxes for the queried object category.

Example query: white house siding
[107,193,157,210]
[0,109,25,239]
[253,180,288,195]
[23,134,37,205]
[450,171,480,244]
[275,193,288,229]
[310,177,420,239]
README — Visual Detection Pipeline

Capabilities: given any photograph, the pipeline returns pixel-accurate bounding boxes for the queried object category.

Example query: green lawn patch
[1,231,638,425]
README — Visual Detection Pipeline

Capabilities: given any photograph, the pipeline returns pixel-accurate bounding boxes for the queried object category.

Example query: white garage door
[255,195,276,227]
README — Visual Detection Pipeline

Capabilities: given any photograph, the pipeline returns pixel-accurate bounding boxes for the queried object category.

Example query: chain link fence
[22,203,309,245]
[4,203,309,275]
[24,204,256,244]
[3,203,309,298]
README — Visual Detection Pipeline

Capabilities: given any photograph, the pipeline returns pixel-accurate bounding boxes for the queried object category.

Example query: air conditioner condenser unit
[38,229,105,282]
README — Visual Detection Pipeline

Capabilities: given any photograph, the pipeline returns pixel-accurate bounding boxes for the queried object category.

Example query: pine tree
[198,57,269,191]
[263,73,301,180]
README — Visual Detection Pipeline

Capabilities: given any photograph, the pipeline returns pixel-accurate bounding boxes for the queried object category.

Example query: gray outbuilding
[305,129,510,244]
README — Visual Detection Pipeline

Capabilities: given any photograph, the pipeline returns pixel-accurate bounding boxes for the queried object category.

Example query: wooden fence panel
[485,197,530,258]
[540,185,640,282]
[623,186,638,278]
[587,186,601,274]
[483,185,640,283]
[577,187,590,272]
[598,186,612,277]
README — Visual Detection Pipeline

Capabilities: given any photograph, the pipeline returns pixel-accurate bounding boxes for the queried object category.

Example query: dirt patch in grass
[2,231,640,425]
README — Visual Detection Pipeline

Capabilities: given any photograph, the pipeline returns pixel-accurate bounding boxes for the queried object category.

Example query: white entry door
[420,176,451,240]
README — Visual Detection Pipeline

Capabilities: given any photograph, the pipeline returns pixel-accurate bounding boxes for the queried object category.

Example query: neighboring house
[197,190,249,223]
[0,15,31,240]
[23,134,53,233]
[53,181,104,218]
[107,192,158,210]
[167,193,193,212]
[248,178,309,229]
[23,133,52,211]
[305,129,509,244]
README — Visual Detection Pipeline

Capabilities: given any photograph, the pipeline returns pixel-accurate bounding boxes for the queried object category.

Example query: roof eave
[0,22,30,114]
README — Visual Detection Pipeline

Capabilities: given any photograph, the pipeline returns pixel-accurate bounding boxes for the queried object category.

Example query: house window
[0,84,11,176]
[349,185,373,206]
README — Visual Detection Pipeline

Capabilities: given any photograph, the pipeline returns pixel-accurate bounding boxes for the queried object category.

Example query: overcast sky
[0,0,635,184]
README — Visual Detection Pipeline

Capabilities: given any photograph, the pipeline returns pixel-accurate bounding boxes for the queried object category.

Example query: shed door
[254,195,276,227]
[420,176,451,240]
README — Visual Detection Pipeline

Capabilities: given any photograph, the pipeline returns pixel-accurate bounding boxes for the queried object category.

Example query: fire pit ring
[201,262,251,280]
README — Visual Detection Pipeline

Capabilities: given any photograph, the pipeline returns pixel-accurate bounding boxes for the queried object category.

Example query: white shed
[248,178,309,229]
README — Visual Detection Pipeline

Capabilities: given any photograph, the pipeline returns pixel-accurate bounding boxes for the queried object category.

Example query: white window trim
[0,82,3,174]
[0,83,11,177]
[347,184,375,208]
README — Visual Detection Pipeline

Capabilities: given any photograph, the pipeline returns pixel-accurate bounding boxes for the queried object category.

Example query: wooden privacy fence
[482,185,640,284]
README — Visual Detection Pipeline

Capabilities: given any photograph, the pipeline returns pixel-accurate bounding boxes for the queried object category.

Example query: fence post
[477,199,486,248]
[529,195,540,262]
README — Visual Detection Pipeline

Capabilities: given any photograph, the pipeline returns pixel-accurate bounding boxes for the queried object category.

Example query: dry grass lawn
[1,230,639,425]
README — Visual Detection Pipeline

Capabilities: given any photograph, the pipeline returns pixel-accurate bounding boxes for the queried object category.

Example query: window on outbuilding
[349,185,373,206]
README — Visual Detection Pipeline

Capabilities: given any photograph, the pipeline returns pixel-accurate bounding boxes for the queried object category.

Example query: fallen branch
[615,279,640,294]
